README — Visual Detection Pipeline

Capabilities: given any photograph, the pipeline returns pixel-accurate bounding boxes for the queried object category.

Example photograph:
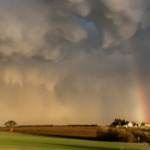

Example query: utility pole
[138,137,140,143]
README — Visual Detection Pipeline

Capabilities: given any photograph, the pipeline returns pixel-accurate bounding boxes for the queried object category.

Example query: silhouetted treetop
[4,120,17,127]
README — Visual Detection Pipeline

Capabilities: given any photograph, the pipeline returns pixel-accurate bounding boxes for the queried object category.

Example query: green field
[0,132,149,150]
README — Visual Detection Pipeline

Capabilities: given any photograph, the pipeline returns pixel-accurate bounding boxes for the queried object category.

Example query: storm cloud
[0,0,150,126]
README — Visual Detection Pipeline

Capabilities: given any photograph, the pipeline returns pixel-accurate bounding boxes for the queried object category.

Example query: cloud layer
[0,0,150,125]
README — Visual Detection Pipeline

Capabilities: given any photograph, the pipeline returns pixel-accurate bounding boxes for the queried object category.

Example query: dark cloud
[0,0,150,126]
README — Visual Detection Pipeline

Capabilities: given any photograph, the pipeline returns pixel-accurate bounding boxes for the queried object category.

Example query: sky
[0,0,150,126]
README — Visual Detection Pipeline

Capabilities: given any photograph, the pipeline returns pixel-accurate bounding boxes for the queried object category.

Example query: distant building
[128,122,133,127]
[142,122,150,127]
[128,122,135,127]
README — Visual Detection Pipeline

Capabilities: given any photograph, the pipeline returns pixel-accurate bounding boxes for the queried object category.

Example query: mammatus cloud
[0,0,150,125]
[87,0,150,49]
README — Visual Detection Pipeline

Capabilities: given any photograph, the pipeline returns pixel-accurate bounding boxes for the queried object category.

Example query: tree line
[110,119,138,126]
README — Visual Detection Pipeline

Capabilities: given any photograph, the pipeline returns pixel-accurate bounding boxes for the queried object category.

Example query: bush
[97,127,109,141]
[131,130,150,143]
[97,127,136,142]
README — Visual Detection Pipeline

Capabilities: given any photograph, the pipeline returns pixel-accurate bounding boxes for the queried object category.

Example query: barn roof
[143,122,150,124]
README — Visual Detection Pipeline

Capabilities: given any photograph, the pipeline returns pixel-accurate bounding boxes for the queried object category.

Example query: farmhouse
[128,122,136,127]
[143,122,150,127]
[128,122,133,127]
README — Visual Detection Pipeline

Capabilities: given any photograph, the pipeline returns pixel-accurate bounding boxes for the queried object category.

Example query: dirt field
[0,126,99,139]
[0,126,150,142]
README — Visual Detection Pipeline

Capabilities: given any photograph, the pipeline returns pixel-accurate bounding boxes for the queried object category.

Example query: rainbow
[117,12,149,123]
[124,40,148,122]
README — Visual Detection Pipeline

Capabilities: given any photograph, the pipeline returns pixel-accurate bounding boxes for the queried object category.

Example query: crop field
[0,132,149,150]
[0,127,98,139]
[0,126,149,140]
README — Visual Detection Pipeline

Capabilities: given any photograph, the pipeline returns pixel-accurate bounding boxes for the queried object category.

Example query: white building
[143,122,150,127]
[128,122,133,127]
[128,122,136,127]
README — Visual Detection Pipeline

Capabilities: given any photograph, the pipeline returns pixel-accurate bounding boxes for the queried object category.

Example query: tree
[111,119,129,126]
[4,120,17,127]
[141,122,145,126]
